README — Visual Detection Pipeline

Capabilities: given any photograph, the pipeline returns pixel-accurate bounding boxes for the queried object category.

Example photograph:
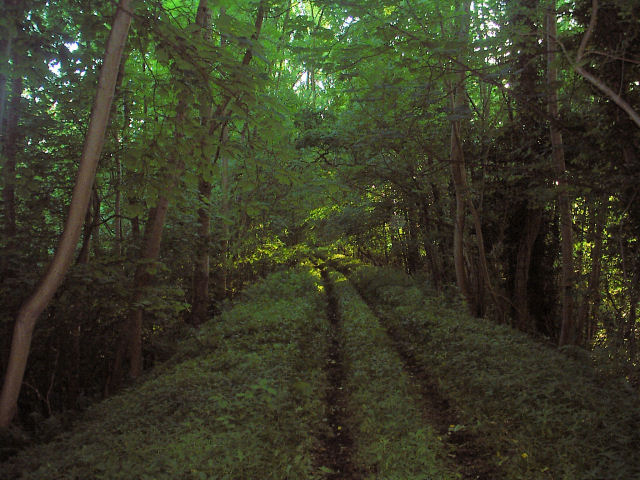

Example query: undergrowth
[330,271,458,480]
[350,265,640,480]
[1,268,329,479]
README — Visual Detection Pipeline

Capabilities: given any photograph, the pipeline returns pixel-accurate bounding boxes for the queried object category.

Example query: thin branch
[551,0,640,129]
[577,0,598,62]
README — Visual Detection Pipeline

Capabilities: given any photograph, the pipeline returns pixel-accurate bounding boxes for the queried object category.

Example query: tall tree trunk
[449,0,497,314]
[192,1,266,315]
[450,84,472,308]
[114,157,122,255]
[405,201,421,274]
[113,54,129,257]
[190,180,212,326]
[513,208,543,330]
[189,2,215,327]
[547,3,576,345]
[117,0,219,377]
[578,203,604,344]
[127,199,170,378]
[419,199,441,288]
[220,141,230,295]
[0,6,16,133]
[0,0,133,428]
[2,71,22,276]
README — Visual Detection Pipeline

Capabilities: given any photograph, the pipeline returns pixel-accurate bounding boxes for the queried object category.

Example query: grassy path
[5,264,639,479]
[351,282,503,480]
[324,269,458,479]
[316,267,361,479]
[348,264,640,480]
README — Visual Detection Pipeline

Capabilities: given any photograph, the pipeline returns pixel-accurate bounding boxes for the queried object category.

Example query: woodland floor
[3,265,640,479]
[319,268,500,480]
[316,268,363,479]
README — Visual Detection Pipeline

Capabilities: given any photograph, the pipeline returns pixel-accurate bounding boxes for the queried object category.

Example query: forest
[1,0,640,478]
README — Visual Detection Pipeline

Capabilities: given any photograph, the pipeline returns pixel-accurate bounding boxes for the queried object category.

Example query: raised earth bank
[2,264,640,480]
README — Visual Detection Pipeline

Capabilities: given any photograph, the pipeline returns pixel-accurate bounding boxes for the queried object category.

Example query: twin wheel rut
[317,268,500,480]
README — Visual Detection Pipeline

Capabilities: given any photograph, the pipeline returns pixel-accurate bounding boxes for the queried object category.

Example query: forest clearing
[2,0,640,478]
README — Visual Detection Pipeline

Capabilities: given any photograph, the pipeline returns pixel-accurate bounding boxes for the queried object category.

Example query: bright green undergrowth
[329,271,458,480]
[2,268,329,480]
[350,266,640,480]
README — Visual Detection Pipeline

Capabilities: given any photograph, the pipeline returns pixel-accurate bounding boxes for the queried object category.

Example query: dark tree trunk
[513,208,543,331]
[578,202,605,345]
[190,179,213,327]
[1,71,22,277]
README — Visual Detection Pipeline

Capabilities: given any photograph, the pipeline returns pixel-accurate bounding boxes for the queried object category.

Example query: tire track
[352,282,504,480]
[316,268,361,480]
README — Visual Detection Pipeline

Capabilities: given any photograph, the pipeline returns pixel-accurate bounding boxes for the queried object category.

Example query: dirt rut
[316,268,361,480]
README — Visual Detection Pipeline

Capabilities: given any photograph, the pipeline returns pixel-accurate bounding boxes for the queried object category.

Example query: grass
[329,270,457,480]
[2,268,330,479]
[350,265,640,480]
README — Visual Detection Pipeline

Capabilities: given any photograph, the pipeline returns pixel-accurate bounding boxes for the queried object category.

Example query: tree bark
[0,19,15,132]
[450,79,472,308]
[190,180,212,326]
[578,203,604,344]
[117,0,218,377]
[2,71,22,276]
[547,3,576,346]
[192,1,266,317]
[189,1,215,327]
[513,208,543,330]
[0,0,133,428]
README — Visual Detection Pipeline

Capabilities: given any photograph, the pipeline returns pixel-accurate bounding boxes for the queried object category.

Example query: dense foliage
[1,0,640,469]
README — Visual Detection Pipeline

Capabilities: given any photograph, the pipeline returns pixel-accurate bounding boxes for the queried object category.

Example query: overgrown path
[349,278,503,480]
[317,268,361,479]
[379,317,501,479]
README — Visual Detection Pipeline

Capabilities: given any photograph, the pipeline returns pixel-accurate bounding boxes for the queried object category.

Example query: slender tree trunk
[114,54,129,257]
[404,202,421,274]
[420,200,441,288]
[77,198,94,265]
[578,203,604,344]
[118,0,218,377]
[513,208,543,330]
[194,2,266,307]
[190,180,212,326]
[0,0,132,428]
[547,3,576,346]
[450,89,472,307]
[189,2,215,326]
[220,143,230,294]
[114,158,122,255]
[450,0,492,313]
[0,31,14,132]
[2,72,22,276]
[128,199,169,377]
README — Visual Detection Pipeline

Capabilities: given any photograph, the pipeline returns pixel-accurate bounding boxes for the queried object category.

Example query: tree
[0,0,133,428]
